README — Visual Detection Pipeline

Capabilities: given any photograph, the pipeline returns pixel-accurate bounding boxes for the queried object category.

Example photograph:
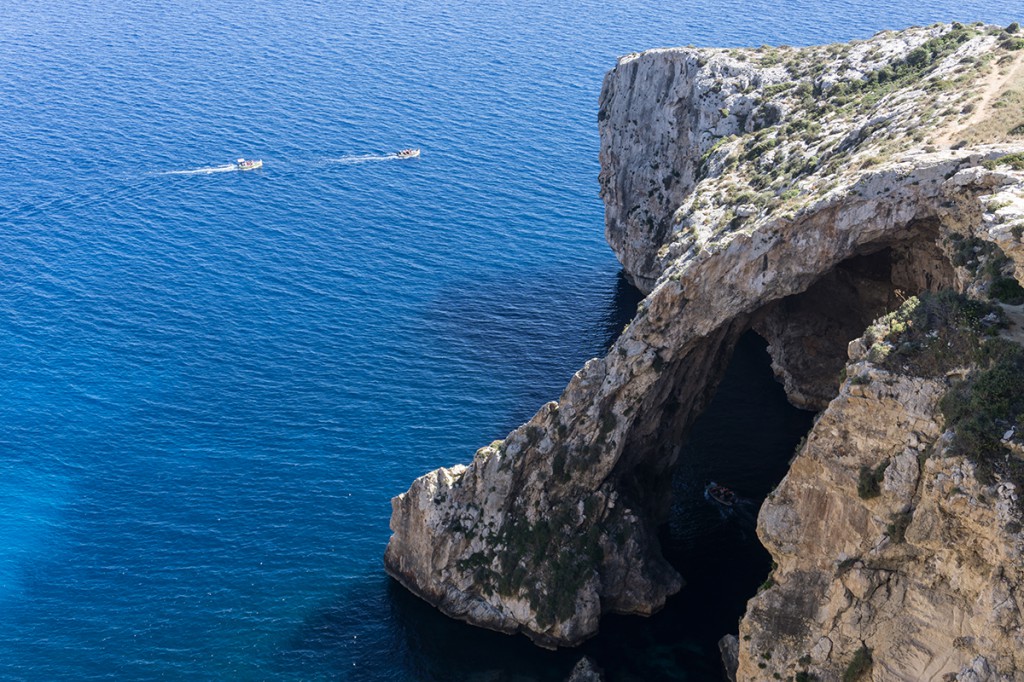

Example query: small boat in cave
[705,482,737,506]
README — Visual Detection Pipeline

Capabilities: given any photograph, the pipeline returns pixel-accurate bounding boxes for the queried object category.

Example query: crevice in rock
[612,316,750,524]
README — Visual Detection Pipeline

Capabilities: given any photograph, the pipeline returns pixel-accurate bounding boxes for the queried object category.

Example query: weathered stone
[738,341,1024,680]
[719,634,739,682]
[385,23,1024,660]
[566,656,604,682]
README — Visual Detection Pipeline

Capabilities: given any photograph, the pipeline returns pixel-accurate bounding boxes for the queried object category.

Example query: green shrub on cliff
[857,460,889,499]
[982,152,1024,170]
[886,510,913,543]
[861,290,1024,498]
[950,235,990,273]
[947,235,1024,304]
[862,290,1003,376]
[842,645,873,681]
[991,276,1024,305]
[940,338,1024,487]
[826,24,977,109]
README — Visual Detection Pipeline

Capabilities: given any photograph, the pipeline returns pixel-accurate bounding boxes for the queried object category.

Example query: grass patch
[991,89,1022,109]
[953,52,1024,145]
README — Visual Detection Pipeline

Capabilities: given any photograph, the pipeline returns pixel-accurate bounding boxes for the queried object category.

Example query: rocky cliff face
[599,24,1024,296]
[385,22,1024,666]
[738,301,1024,681]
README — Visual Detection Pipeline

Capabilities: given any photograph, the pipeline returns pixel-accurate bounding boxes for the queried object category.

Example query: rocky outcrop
[566,656,604,682]
[385,22,1024,657]
[738,304,1024,680]
[720,634,740,682]
[597,47,774,292]
[599,24,1024,294]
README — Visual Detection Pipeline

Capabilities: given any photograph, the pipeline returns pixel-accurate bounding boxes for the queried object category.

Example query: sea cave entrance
[577,330,813,678]
[668,329,816,656]
[593,223,959,676]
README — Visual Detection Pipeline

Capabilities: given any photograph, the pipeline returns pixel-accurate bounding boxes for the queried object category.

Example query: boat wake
[327,154,397,165]
[161,164,239,175]
[326,153,408,165]
[161,152,418,174]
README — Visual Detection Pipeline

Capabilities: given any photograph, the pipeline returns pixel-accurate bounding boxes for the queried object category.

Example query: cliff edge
[385,22,1024,672]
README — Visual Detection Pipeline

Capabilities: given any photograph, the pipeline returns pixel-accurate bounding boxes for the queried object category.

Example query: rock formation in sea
[385,21,1024,678]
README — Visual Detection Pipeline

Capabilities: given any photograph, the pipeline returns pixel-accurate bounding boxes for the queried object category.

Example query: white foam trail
[162,164,238,175]
[325,154,399,165]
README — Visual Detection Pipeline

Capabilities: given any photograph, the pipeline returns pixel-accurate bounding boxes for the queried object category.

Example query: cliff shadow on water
[600,271,648,351]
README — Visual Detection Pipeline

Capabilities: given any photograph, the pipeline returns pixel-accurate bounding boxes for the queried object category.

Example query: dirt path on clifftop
[934,51,1024,148]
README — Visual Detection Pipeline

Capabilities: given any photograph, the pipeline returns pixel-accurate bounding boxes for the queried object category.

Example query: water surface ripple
[1,1,1020,679]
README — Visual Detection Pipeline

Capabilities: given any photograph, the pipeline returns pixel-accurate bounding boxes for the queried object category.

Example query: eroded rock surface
[739,317,1024,680]
[385,23,1024,657]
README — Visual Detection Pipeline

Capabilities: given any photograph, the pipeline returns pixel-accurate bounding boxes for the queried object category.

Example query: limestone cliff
[738,294,1024,681]
[385,21,1024,661]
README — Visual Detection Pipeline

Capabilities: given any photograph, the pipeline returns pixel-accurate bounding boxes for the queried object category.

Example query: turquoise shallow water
[1,1,1021,679]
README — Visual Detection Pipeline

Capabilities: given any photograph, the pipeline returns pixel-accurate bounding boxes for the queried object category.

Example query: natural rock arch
[385,157,1014,648]
[385,26,1024,662]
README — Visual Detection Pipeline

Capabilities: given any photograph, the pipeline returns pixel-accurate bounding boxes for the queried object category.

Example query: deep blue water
[1,1,1020,679]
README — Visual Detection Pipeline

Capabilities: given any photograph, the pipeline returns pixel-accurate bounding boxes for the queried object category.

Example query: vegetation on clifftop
[825,24,978,108]
[984,152,1024,171]
[858,289,1024,497]
[861,290,1003,377]
[941,338,1024,488]
[676,22,1024,256]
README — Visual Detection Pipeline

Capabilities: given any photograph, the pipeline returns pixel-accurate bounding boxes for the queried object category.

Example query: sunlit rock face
[385,23,1024,658]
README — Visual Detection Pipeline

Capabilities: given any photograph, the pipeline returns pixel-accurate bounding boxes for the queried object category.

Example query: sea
[1,1,1019,680]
